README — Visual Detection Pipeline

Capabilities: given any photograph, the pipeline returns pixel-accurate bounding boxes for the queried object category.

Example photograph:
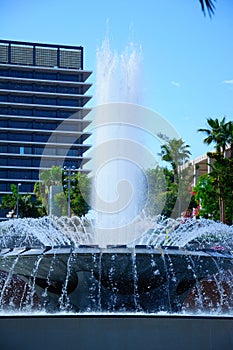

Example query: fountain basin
[0,245,232,313]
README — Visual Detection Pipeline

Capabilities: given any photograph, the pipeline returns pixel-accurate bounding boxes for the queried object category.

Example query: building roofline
[0,39,83,51]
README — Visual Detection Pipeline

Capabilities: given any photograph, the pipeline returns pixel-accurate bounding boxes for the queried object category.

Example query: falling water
[0,215,233,314]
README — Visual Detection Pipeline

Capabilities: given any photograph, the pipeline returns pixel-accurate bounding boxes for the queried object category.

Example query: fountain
[0,38,233,349]
[0,215,233,314]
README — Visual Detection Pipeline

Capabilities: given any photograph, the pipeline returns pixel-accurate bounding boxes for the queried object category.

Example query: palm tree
[198,117,230,156]
[198,117,232,223]
[39,166,63,214]
[225,121,233,158]
[40,166,62,188]
[158,138,191,183]
[199,0,215,17]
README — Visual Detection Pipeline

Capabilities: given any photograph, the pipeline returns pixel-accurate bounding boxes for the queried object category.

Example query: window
[34,147,43,155]
[9,121,31,128]
[0,82,7,89]
[9,145,19,153]
[0,170,7,178]
[64,160,80,168]
[34,84,57,93]
[10,95,32,103]
[24,183,34,192]
[34,96,57,105]
[10,70,33,78]
[57,73,79,82]
[10,108,32,116]
[57,86,78,94]
[33,134,49,142]
[58,98,79,106]
[0,158,7,165]
[11,83,33,91]
[0,145,7,152]
[0,107,9,115]
[57,110,72,118]
[44,148,56,155]
[34,122,57,130]
[34,71,56,80]
[0,133,7,140]
[10,133,32,141]
[0,95,7,102]
[67,149,78,156]
[0,120,7,127]
[32,159,41,167]
[0,69,9,76]
[34,109,56,117]
[8,158,32,166]
[0,184,7,191]
[24,147,32,154]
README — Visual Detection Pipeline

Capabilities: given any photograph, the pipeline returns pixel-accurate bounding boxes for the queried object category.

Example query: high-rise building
[0,40,92,220]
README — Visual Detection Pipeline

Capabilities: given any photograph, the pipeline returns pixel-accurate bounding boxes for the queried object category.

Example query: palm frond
[199,0,216,17]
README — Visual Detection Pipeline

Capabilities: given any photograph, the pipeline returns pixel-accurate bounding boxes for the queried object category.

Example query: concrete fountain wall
[1,315,233,350]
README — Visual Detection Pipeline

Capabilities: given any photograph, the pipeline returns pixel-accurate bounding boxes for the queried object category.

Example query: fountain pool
[0,216,233,314]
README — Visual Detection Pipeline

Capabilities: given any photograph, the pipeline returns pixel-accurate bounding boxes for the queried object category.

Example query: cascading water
[0,215,233,314]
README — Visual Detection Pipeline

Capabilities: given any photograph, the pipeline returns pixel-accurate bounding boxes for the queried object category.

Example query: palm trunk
[218,175,226,223]
[174,167,178,184]
[219,197,226,223]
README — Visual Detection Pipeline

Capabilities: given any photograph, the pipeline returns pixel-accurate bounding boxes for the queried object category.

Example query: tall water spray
[91,38,151,247]
[96,37,142,104]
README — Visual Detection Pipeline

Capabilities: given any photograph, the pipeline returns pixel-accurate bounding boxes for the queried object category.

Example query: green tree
[145,165,194,219]
[198,117,233,223]
[0,184,45,218]
[56,172,91,217]
[38,166,63,213]
[158,138,191,183]
[198,117,231,156]
[145,166,167,217]
[226,120,233,158]
[38,166,91,217]
[161,168,178,218]
[193,174,219,220]
[208,154,233,224]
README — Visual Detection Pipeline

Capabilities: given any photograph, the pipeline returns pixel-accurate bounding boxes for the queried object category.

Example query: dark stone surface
[0,315,233,350]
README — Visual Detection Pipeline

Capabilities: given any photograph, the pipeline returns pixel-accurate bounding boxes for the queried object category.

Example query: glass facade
[0,40,92,220]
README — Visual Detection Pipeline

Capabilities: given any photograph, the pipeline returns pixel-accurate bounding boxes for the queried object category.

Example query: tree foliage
[198,117,233,223]
[57,171,91,217]
[37,166,91,217]
[145,165,194,219]
[199,0,216,17]
[198,117,232,155]
[158,138,191,183]
[38,166,63,212]
[0,184,45,218]
[193,174,219,220]
[145,166,167,217]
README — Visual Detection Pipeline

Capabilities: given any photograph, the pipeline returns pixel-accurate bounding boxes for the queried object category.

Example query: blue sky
[1,0,233,158]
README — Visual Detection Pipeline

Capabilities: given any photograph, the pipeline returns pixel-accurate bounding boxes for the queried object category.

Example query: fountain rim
[1,244,232,258]
[1,313,233,320]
